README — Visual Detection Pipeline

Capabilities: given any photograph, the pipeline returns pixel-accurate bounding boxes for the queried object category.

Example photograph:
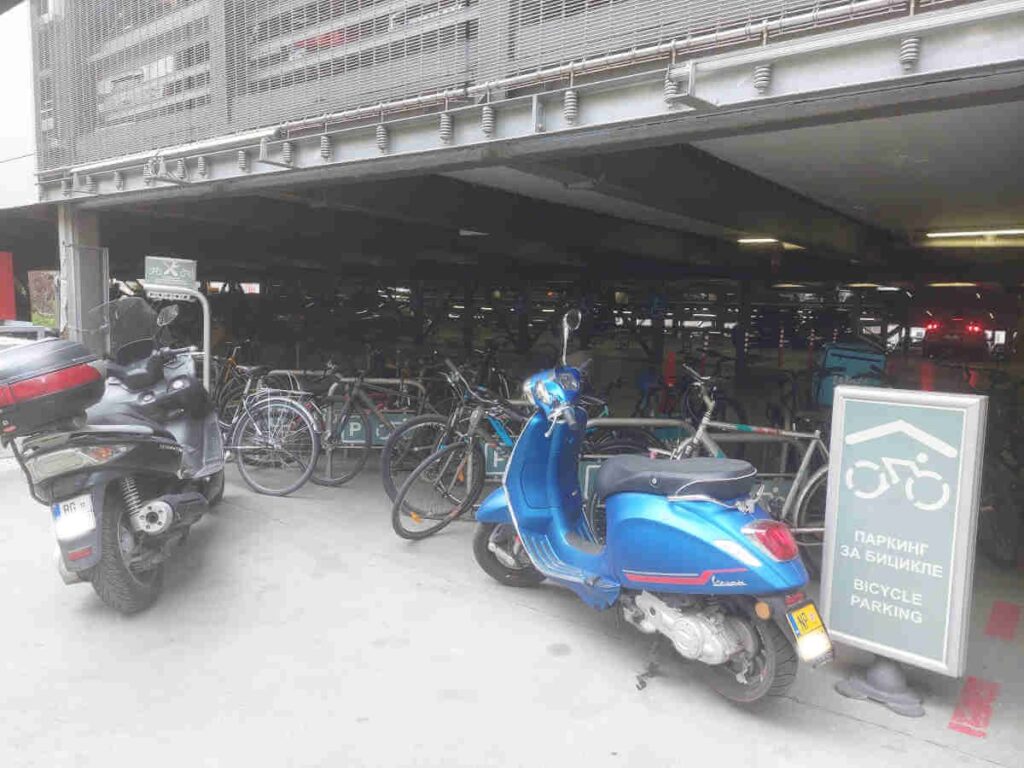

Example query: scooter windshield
[85,297,158,361]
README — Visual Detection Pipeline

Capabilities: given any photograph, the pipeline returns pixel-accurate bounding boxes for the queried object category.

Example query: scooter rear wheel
[694,617,797,703]
[473,523,544,588]
[91,491,164,615]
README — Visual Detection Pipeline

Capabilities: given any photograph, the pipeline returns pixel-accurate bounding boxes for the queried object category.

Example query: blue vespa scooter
[473,311,832,703]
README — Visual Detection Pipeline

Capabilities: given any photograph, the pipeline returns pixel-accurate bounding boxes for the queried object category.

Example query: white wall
[0,3,35,209]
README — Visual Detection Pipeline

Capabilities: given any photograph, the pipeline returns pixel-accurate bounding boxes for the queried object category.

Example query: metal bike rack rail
[587,416,803,445]
[267,371,428,400]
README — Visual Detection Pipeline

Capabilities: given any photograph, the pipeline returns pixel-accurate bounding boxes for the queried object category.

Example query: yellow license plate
[787,602,824,638]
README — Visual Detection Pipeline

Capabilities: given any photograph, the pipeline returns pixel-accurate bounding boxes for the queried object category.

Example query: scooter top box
[0,339,105,436]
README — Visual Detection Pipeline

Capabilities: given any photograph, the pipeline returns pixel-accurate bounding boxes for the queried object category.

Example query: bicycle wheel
[216,376,246,431]
[312,399,374,487]
[232,398,319,496]
[381,413,449,501]
[793,465,829,578]
[391,441,485,540]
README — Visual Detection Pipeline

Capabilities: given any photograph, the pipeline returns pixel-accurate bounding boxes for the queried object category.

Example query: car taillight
[966,323,984,334]
[925,321,941,332]
[0,363,102,407]
[742,520,800,562]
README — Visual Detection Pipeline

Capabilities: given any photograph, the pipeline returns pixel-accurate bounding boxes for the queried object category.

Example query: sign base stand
[835,657,925,717]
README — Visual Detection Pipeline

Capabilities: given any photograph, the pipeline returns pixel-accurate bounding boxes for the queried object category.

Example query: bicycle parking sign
[821,386,987,677]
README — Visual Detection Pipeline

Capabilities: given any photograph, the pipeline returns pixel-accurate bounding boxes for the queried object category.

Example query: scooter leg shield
[475,487,512,524]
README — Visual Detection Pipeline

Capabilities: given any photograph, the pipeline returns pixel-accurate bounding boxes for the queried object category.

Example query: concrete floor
[1,461,1022,768]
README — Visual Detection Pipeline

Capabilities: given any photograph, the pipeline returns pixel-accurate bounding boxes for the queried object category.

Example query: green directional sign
[145,256,197,289]
[822,386,987,677]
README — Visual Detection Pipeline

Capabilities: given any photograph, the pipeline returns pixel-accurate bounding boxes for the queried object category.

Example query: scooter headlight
[556,371,580,392]
[522,380,536,407]
[534,380,554,405]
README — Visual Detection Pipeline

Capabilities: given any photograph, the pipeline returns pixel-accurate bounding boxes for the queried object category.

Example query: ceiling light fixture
[738,238,778,244]
[928,282,978,288]
[772,283,804,289]
[459,228,489,237]
[876,286,901,292]
[926,228,1024,238]
[846,283,879,289]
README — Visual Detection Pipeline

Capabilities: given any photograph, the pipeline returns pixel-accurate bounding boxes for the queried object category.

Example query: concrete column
[412,281,425,347]
[516,288,530,355]
[650,314,665,371]
[58,204,107,351]
[735,280,751,373]
[461,282,474,355]
[850,290,864,339]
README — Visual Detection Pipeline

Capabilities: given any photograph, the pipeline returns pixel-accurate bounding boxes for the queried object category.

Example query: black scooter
[1,296,225,614]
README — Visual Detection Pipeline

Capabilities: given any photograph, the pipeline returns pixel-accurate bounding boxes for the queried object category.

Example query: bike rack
[266,371,428,401]
[587,416,801,446]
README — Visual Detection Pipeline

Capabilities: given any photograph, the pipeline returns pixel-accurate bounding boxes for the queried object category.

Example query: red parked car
[922,316,989,360]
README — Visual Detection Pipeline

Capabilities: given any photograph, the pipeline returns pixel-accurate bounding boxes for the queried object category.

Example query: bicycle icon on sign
[843,419,957,512]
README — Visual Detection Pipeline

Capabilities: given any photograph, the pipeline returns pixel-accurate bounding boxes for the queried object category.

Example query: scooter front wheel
[473,523,545,588]
[693,616,797,703]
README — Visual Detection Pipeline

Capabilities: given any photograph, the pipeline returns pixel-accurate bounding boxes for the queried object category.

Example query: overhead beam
[515,145,893,259]
[269,174,745,266]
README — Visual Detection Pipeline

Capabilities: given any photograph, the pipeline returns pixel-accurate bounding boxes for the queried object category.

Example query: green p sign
[822,386,987,677]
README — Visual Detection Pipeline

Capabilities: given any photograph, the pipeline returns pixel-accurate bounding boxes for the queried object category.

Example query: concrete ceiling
[693,101,1024,237]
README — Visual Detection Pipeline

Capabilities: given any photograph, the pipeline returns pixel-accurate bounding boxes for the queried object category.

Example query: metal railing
[31,0,974,172]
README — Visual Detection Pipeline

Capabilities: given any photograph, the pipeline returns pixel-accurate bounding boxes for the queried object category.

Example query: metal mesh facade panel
[33,0,952,172]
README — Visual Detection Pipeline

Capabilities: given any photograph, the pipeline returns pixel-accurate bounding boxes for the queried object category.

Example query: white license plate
[52,495,96,541]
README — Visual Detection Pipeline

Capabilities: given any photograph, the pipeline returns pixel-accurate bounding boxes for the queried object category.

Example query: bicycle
[390,404,491,540]
[307,366,433,486]
[670,362,831,573]
[381,359,527,506]
[222,366,321,496]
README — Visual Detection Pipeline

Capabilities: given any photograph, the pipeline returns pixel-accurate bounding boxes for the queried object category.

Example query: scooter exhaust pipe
[128,492,209,537]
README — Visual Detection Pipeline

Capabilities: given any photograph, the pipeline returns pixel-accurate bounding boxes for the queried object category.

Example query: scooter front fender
[475,486,512,524]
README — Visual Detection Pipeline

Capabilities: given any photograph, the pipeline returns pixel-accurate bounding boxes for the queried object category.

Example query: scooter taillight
[0,362,103,407]
[742,520,800,562]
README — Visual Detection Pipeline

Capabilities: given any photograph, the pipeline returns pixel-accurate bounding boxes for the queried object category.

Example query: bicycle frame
[675,380,829,527]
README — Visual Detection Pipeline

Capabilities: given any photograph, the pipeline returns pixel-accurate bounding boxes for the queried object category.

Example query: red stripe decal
[984,601,1022,642]
[623,568,747,586]
[948,677,999,738]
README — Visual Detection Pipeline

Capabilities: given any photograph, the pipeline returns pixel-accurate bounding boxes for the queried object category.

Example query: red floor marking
[985,601,1022,641]
[948,677,1000,738]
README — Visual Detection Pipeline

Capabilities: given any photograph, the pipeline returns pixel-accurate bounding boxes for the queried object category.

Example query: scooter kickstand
[635,638,663,691]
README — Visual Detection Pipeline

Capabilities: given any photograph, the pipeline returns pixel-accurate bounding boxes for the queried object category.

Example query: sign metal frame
[821,385,987,678]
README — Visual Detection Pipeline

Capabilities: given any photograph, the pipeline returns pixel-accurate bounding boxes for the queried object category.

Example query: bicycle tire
[793,464,830,578]
[381,413,449,500]
[216,376,246,430]
[311,399,374,487]
[391,441,485,540]
[232,398,320,496]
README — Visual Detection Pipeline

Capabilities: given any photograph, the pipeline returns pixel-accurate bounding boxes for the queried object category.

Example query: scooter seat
[594,455,756,501]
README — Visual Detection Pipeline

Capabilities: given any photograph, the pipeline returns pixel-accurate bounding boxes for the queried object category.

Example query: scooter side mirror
[157,304,180,327]
[562,309,582,366]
